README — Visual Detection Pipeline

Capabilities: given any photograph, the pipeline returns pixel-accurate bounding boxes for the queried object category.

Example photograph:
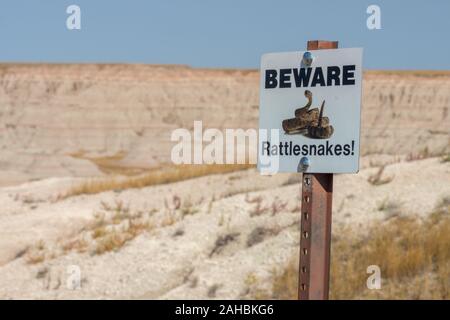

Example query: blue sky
[0,0,449,69]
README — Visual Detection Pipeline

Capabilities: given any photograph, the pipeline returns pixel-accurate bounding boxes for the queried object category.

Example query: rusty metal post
[298,40,337,300]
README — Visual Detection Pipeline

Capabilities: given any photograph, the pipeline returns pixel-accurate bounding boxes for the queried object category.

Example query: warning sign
[258,48,363,173]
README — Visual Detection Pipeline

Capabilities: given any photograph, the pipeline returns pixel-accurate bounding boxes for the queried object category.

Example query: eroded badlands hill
[0,65,449,185]
[0,65,449,299]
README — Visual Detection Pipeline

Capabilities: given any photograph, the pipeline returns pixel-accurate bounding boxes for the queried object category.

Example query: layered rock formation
[0,65,448,185]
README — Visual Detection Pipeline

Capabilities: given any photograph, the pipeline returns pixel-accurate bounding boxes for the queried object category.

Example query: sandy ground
[0,157,448,299]
[0,66,448,299]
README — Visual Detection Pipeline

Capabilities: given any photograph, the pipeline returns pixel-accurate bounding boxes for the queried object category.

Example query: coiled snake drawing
[282,90,334,139]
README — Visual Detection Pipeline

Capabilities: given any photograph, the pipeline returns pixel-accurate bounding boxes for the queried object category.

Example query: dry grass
[330,205,450,299]
[69,151,146,175]
[61,238,89,253]
[94,228,145,255]
[247,201,450,299]
[25,240,47,265]
[26,200,156,262]
[441,154,450,163]
[59,164,254,199]
[26,253,46,265]
[160,195,201,227]
[92,226,107,239]
[89,201,153,255]
[405,147,435,162]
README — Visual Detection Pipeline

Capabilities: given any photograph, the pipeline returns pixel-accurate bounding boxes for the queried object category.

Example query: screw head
[302,51,314,66]
[298,157,310,172]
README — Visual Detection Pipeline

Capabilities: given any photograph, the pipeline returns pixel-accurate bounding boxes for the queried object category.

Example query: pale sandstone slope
[0,65,449,186]
[0,64,258,185]
[0,158,448,299]
[362,71,449,155]
[0,65,448,299]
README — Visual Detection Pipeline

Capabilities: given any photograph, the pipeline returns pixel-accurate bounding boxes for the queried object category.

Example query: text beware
[265,65,356,89]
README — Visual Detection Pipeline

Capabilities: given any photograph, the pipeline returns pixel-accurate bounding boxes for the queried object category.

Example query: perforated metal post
[298,40,337,300]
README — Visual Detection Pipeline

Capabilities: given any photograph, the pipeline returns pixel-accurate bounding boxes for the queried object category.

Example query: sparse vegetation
[247,227,279,248]
[207,284,221,298]
[173,228,184,237]
[95,231,130,255]
[438,195,450,208]
[21,194,38,205]
[209,233,240,257]
[59,164,254,199]
[441,154,450,163]
[89,201,153,255]
[245,194,262,204]
[270,198,288,215]
[246,201,450,299]
[368,165,394,186]
[160,210,178,227]
[406,147,431,162]
[247,196,269,217]
[165,195,181,211]
[25,194,201,261]
[248,196,288,217]
[27,200,155,262]
[61,237,89,253]
[249,201,269,217]
[405,148,450,163]
[92,226,107,239]
[26,252,46,265]
[242,273,268,299]
[161,195,201,226]
[180,198,199,217]
[69,151,145,176]
[377,198,402,219]
[25,240,47,265]
[269,258,299,300]
[189,277,199,288]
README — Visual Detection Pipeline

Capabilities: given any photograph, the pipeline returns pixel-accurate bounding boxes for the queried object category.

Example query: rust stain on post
[307,40,339,50]
[298,40,337,300]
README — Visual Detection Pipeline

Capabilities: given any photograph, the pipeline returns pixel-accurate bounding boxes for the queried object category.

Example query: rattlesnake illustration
[282,90,334,139]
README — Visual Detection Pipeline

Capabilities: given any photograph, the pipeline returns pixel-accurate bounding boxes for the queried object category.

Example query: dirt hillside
[0,65,448,185]
[0,65,448,299]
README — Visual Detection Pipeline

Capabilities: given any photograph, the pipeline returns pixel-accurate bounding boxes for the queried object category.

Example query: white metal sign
[258,48,363,173]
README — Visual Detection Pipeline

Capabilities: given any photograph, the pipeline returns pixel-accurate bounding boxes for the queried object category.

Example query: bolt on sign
[258,48,363,173]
